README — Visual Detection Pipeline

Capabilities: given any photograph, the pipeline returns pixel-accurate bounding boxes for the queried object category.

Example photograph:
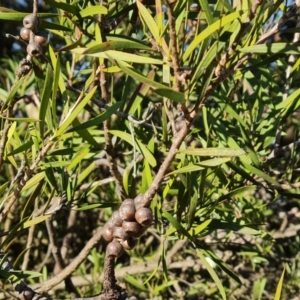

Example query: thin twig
[0,141,54,223]
[0,107,13,171]
[33,0,38,15]
[36,226,103,293]
[166,0,182,92]
[100,64,127,199]
[45,218,79,297]
[65,82,160,130]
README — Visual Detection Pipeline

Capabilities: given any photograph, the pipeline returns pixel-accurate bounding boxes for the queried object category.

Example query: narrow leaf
[274,267,285,300]
[23,172,45,191]
[162,210,193,239]
[184,11,241,61]
[39,64,54,136]
[242,162,281,187]
[116,60,185,103]
[178,147,245,157]
[109,130,156,167]
[136,0,160,41]
[80,5,107,18]
[23,215,50,228]
[81,40,152,54]
[55,86,97,137]
[197,249,227,300]
[80,50,163,65]
[239,43,300,54]
[166,164,205,176]
[68,101,123,132]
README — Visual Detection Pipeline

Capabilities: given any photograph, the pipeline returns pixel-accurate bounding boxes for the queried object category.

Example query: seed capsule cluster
[20,14,48,57]
[104,196,153,258]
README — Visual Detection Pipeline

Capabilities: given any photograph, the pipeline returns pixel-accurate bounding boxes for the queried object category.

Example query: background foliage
[0,0,300,299]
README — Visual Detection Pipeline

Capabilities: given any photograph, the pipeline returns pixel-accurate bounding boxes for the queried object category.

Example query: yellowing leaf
[274,267,285,300]
[80,5,107,18]
[23,215,50,228]
[23,172,45,191]
[178,148,245,157]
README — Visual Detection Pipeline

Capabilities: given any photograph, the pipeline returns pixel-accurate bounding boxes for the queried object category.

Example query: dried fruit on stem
[34,31,48,46]
[23,14,41,30]
[106,241,123,258]
[122,221,140,235]
[119,202,136,221]
[27,42,42,57]
[135,207,153,227]
[121,236,137,250]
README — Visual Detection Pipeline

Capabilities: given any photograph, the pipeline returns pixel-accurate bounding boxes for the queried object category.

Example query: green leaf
[2,77,25,109]
[178,147,245,157]
[125,275,148,292]
[191,40,225,85]
[162,210,193,240]
[67,146,89,172]
[167,157,230,176]
[40,161,71,169]
[75,203,112,211]
[77,162,96,185]
[197,249,227,300]
[183,11,242,61]
[39,64,54,136]
[68,101,123,132]
[23,172,45,191]
[187,185,198,230]
[217,186,257,201]
[44,0,79,15]
[109,130,156,167]
[116,61,185,103]
[167,164,205,176]
[80,5,107,18]
[197,157,231,167]
[136,0,159,41]
[0,10,57,20]
[190,219,213,236]
[79,50,163,65]
[276,87,300,118]
[78,40,152,55]
[202,249,241,284]
[40,20,72,31]
[239,43,300,54]
[0,117,40,122]
[242,162,281,187]
[71,118,100,147]
[7,140,34,157]
[55,86,97,137]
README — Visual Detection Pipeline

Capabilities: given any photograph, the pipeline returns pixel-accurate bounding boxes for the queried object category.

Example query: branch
[136,120,192,209]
